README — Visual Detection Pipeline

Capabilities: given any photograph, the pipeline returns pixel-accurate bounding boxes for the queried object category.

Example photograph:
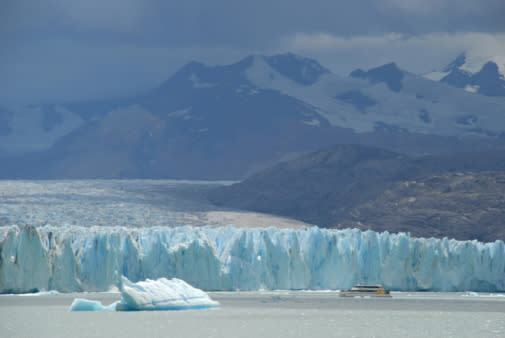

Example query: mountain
[208,144,505,242]
[2,53,505,179]
[0,55,344,179]
[425,52,505,96]
[0,104,84,157]
[262,52,330,85]
[350,62,405,92]
[248,56,505,138]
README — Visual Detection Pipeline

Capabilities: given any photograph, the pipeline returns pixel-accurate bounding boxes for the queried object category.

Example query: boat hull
[339,292,392,298]
[339,285,392,297]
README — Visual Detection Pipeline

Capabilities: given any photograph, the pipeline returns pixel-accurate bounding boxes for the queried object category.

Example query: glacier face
[1,225,504,293]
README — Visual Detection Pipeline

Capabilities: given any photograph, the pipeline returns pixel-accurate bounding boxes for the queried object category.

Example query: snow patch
[235,85,260,96]
[303,119,321,127]
[244,55,505,137]
[464,85,479,93]
[0,105,83,155]
[167,107,191,118]
[460,53,505,77]
[190,73,216,88]
[424,71,450,82]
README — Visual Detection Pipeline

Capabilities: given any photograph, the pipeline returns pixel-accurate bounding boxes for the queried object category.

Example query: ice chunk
[116,276,219,311]
[464,292,479,297]
[18,290,60,296]
[70,276,219,311]
[70,298,118,311]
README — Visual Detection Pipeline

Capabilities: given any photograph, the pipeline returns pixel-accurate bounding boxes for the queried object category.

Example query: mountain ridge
[426,52,505,96]
[208,144,505,242]
[1,52,505,179]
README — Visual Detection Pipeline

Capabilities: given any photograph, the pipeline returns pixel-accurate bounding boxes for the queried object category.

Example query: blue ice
[1,225,504,293]
[70,276,219,311]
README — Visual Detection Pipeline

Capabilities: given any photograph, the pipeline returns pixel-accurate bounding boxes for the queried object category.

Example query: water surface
[1,291,504,337]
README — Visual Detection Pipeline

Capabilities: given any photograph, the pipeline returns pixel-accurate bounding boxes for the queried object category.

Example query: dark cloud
[3,0,505,47]
[1,0,504,103]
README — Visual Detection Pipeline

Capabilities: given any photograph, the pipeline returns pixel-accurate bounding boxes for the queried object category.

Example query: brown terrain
[209,144,505,242]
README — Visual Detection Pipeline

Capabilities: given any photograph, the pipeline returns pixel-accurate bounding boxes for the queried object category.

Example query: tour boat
[339,285,392,297]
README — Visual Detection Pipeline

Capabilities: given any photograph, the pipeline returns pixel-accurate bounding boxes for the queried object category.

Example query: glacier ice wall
[1,225,504,293]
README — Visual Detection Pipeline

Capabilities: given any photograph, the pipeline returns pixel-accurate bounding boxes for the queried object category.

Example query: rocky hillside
[208,144,505,242]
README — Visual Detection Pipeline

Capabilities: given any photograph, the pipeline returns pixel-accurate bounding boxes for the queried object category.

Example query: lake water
[1,291,504,337]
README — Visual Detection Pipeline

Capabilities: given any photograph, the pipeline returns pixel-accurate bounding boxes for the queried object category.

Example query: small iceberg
[70,276,219,311]
[70,298,118,311]
[463,291,479,297]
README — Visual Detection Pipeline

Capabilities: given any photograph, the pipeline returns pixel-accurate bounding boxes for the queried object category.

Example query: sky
[1,0,504,104]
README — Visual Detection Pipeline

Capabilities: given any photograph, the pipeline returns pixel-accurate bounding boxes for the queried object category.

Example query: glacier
[0,225,504,293]
[70,276,219,311]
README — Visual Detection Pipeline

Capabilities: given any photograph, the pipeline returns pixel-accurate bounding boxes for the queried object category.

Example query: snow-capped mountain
[2,52,505,179]
[246,55,505,137]
[350,62,405,92]
[0,104,83,156]
[425,52,505,96]
[262,52,330,85]
[2,54,342,179]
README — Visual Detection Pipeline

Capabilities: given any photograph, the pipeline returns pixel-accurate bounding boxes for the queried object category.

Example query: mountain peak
[479,61,501,76]
[177,60,208,74]
[154,56,254,98]
[262,53,330,85]
[350,62,405,92]
[443,52,466,72]
[437,53,505,96]
[471,61,505,96]
[159,60,208,87]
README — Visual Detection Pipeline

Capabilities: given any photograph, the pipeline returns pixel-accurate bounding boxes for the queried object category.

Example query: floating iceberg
[118,276,219,311]
[1,225,504,293]
[70,298,118,311]
[70,276,219,311]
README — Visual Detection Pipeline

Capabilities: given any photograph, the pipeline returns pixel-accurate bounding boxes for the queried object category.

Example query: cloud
[378,0,504,16]
[280,32,505,74]
[1,0,504,103]
[2,0,505,46]
[2,32,505,104]
[282,33,406,51]
[0,39,250,104]
[284,32,505,54]
[48,0,146,33]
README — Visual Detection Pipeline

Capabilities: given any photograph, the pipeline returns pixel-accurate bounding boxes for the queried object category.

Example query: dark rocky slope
[208,144,505,242]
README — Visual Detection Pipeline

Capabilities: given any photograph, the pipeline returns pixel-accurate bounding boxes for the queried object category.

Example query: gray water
[1,291,504,337]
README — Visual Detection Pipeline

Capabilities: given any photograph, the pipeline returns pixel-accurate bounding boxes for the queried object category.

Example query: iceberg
[1,225,504,293]
[70,298,118,311]
[70,276,219,311]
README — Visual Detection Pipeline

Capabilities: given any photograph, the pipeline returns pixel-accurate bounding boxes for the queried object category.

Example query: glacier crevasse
[0,225,504,293]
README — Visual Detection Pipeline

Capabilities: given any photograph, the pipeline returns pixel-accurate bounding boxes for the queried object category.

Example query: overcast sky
[1,0,504,104]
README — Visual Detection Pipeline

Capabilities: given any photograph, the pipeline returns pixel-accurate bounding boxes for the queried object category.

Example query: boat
[339,285,392,297]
